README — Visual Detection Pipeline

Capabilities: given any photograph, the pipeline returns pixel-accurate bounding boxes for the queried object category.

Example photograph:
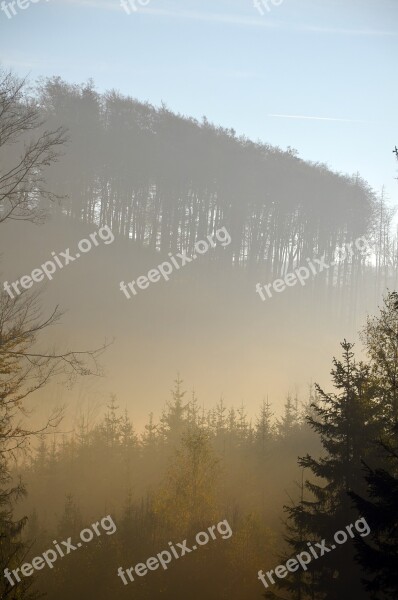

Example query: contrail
[268,113,368,123]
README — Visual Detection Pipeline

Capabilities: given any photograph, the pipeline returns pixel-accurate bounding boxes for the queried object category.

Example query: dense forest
[10,293,398,600]
[1,67,398,600]
[32,77,398,318]
[14,381,319,599]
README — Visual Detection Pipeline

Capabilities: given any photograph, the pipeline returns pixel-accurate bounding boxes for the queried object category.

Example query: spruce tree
[255,397,274,456]
[277,394,300,440]
[277,341,380,599]
[348,293,398,599]
[160,375,189,445]
[349,446,398,599]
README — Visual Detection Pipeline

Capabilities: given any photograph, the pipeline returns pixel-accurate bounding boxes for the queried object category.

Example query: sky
[1,0,398,202]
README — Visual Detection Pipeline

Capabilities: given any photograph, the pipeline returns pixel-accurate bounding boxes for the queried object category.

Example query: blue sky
[1,0,398,201]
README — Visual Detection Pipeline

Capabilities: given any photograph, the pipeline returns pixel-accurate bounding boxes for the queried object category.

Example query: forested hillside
[32,78,397,319]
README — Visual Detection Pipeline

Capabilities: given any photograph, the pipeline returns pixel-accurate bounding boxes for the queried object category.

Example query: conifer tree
[57,494,83,539]
[361,291,398,427]
[255,397,275,455]
[237,403,251,445]
[349,445,398,600]
[154,428,220,536]
[102,395,122,448]
[277,394,300,439]
[278,341,380,599]
[215,398,227,433]
[187,389,201,430]
[160,376,189,445]
[348,294,398,599]
[142,412,159,448]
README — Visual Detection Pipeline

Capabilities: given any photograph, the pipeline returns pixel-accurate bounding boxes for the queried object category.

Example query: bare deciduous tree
[0,289,107,457]
[0,71,108,600]
[0,69,67,224]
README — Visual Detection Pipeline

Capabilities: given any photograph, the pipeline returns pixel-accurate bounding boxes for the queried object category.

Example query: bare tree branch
[0,68,67,224]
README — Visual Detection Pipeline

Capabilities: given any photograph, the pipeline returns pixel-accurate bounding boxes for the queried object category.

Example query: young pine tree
[154,428,220,537]
[160,375,189,445]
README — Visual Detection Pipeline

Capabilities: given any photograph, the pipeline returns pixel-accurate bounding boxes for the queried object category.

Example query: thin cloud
[295,24,398,36]
[268,113,370,123]
[63,0,119,8]
[1,57,52,69]
[56,1,398,36]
